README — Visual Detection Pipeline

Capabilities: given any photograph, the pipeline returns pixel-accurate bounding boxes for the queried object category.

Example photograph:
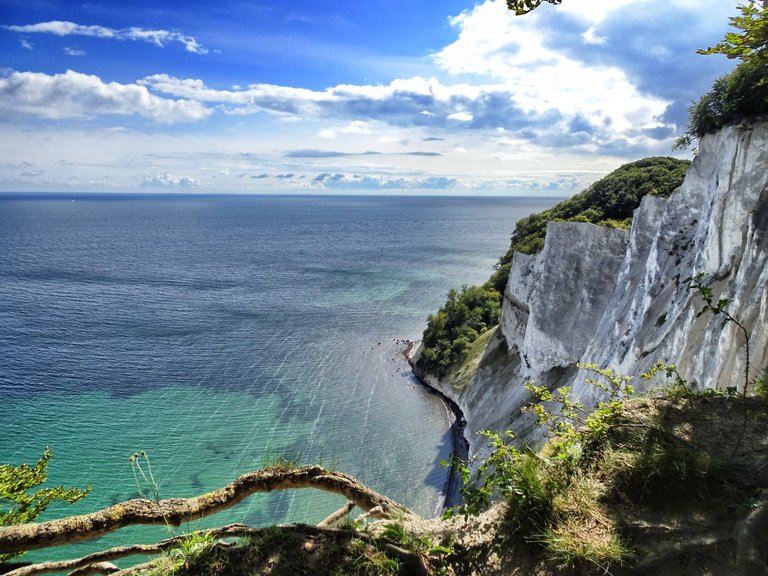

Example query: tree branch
[5,524,431,576]
[0,465,413,556]
[317,501,355,528]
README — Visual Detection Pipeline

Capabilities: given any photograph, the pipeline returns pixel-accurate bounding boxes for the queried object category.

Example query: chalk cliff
[414,120,768,458]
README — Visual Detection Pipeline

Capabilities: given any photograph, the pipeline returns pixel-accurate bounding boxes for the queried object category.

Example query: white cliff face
[419,121,768,458]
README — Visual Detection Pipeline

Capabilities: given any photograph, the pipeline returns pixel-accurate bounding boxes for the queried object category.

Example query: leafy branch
[685,273,752,395]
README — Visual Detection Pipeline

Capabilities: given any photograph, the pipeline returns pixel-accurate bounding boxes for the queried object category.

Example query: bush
[685,59,768,138]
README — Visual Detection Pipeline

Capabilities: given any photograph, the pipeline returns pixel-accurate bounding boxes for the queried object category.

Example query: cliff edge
[413,120,768,458]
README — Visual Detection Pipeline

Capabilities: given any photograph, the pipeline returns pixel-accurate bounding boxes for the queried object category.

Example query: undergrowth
[446,364,749,573]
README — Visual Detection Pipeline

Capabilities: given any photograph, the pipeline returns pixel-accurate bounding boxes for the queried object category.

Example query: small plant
[259,455,299,472]
[129,451,160,501]
[349,538,403,575]
[641,361,724,398]
[685,273,752,395]
[755,368,768,398]
[170,530,217,570]
[380,521,452,557]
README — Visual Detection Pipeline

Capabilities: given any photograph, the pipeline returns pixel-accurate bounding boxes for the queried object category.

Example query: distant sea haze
[0,193,556,562]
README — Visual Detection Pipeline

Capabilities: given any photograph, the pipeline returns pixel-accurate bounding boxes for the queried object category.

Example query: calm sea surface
[0,193,556,562]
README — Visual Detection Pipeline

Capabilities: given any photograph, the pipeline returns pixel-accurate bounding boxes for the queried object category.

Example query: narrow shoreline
[401,339,469,512]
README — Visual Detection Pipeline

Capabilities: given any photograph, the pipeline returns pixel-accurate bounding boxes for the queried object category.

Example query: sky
[0,0,739,195]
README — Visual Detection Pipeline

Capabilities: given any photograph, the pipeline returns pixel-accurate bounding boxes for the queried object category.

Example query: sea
[0,193,557,563]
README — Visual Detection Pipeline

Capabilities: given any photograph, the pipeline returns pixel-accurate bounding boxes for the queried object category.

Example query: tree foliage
[417,284,501,377]
[0,448,90,561]
[698,1,768,65]
[506,0,561,16]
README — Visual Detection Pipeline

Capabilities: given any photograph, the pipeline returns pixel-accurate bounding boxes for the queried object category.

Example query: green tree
[698,1,768,66]
[418,284,501,376]
[0,448,90,562]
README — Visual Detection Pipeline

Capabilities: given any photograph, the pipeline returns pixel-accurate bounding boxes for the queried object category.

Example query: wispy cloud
[285,149,381,158]
[5,21,208,54]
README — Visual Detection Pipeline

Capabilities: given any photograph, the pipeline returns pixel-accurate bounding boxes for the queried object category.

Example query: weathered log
[0,465,413,556]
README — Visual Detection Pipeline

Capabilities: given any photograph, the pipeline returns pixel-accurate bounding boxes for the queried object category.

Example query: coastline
[401,339,469,512]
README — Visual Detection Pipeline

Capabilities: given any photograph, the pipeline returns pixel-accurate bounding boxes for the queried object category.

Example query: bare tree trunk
[0,465,413,556]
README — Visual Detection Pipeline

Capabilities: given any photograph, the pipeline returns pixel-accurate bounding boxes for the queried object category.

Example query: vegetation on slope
[416,156,690,378]
[439,375,768,576]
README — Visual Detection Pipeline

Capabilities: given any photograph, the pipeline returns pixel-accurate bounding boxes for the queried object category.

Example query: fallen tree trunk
[0,465,413,556]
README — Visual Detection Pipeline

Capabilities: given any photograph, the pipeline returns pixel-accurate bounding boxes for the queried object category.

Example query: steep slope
[413,120,768,455]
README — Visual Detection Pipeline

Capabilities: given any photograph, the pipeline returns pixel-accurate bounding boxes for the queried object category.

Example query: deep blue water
[0,193,556,562]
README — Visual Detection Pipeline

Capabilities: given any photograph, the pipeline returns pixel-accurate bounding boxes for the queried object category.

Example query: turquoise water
[0,194,556,563]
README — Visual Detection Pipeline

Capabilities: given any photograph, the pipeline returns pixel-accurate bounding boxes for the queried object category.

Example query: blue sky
[0,0,737,194]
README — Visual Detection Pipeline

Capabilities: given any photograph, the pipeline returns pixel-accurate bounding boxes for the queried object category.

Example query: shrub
[685,59,768,139]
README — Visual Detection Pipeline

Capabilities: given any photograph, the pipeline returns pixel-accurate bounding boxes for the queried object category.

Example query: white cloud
[581,26,607,45]
[447,111,473,122]
[63,46,86,56]
[433,0,668,138]
[141,173,198,188]
[317,120,373,139]
[0,70,211,123]
[20,38,33,50]
[5,21,208,54]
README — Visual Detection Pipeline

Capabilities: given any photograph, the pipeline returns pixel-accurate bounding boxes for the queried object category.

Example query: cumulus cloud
[434,1,668,135]
[310,172,459,191]
[5,21,208,54]
[0,70,211,123]
[141,74,538,130]
[138,49,684,155]
[141,173,198,188]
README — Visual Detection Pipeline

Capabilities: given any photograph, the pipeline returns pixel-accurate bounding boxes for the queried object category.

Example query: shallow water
[0,193,556,562]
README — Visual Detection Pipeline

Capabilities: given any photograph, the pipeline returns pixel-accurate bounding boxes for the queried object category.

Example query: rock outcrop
[414,120,768,458]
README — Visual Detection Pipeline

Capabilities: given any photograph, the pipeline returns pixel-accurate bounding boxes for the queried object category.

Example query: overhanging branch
[0,465,413,556]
